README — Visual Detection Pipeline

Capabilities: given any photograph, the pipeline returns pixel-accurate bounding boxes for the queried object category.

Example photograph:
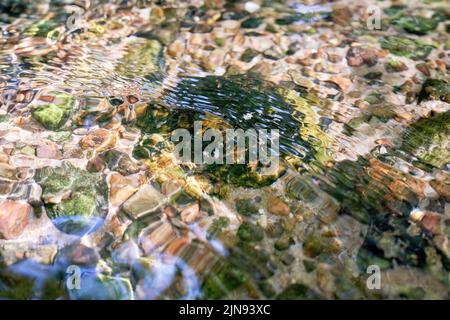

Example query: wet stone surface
[0,0,449,300]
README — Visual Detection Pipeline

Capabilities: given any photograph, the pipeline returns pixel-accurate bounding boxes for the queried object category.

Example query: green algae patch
[380,36,435,60]
[392,16,439,35]
[22,19,61,38]
[205,163,282,189]
[365,92,385,105]
[283,89,335,166]
[401,111,450,170]
[383,5,407,16]
[241,17,264,29]
[165,75,316,160]
[237,221,264,242]
[116,38,164,79]
[206,216,230,239]
[0,264,68,300]
[385,58,408,73]
[32,104,71,130]
[48,131,72,143]
[36,162,108,235]
[418,79,450,103]
[32,93,74,131]
[275,11,330,26]
[202,263,248,299]
[202,242,273,299]
[162,74,336,187]
[235,197,261,216]
[53,193,97,217]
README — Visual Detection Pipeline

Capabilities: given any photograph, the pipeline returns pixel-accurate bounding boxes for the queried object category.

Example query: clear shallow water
[0,0,449,300]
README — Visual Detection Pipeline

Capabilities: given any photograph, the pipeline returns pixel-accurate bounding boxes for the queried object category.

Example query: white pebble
[410,208,425,222]
[245,2,260,13]
[423,183,439,199]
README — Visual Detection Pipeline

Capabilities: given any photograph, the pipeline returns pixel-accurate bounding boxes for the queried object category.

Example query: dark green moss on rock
[237,221,264,242]
[36,162,108,235]
[400,111,450,169]
[201,263,247,299]
[32,93,74,131]
[418,79,450,103]
[235,197,261,216]
[207,216,230,239]
[240,48,259,62]
[115,38,164,80]
[392,16,439,35]
[241,17,263,28]
[385,58,408,73]
[380,36,435,60]
[383,5,407,16]
[164,74,316,161]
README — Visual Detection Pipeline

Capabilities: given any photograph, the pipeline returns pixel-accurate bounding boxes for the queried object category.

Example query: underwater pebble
[244,2,260,13]
[0,199,33,240]
[267,196,290,216]
[36,141,61,159]
[123,184,165,219]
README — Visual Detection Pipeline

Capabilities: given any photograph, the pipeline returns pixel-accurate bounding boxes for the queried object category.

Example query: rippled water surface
[0,0,449,300]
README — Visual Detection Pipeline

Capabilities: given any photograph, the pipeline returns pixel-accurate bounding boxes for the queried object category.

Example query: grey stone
[123,184,165,219]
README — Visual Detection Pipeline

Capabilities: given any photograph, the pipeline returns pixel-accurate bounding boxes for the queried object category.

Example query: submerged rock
[109,173,140,207]
[373,267,450,299]
[68,274,133,300]
[112,240,140,267]
[79,128,118,152]
[89,149,140,175]
[203,240,274,299]
[420,212,442,235]
[275,11,330,26]
[202,263,248,299]
[36,141,61,159]
[240,48,260,62]
[32,93,74,131]
[0,180,42,206]
[267,196,290,216]
[401,111,450,169]
[241,17,263,29]
[0,260,66,299]
[429,180,450,201]
[418,79,450,103]
[162,74,334,177]
[180,202,202,224]
[346,46,379,67]
[115,38,164,80]
[206,216,230,239]
[235,197,261,216]
[122,184,165,219]
[36,162,108,235]
[55,243,100,268]
[205,163,283,189]
[385,58,408,73]
[237,221,264,242]
[0,199,33,239]
[383,5,407,16]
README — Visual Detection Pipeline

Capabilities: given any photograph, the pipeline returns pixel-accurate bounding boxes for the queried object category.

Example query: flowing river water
[0,0,449,299]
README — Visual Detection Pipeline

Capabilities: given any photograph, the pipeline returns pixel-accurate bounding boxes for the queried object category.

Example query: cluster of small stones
[0,0,449,299]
